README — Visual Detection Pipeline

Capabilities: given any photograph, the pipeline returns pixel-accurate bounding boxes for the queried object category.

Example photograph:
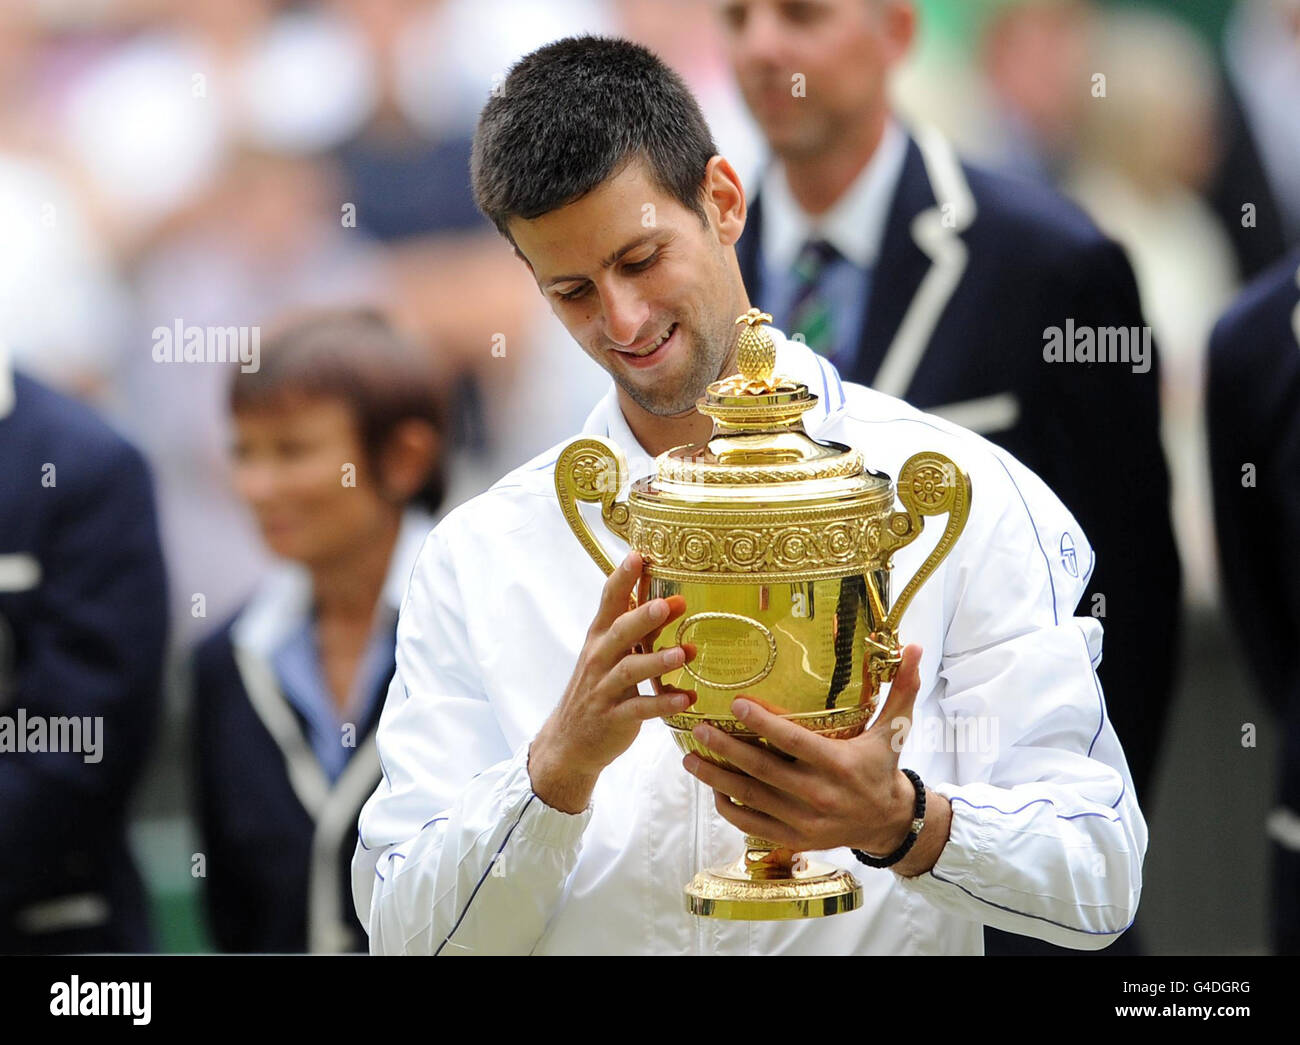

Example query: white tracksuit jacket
[351,331,1146,955]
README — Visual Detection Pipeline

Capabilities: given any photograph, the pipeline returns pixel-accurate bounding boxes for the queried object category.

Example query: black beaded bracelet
[852,768,926,869]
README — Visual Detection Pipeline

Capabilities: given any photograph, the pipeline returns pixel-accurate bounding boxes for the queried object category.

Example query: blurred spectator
[55,0,270,258]
[720,0,1179,955]
[1067,7,1237,607]
[0,342,168,953]
[191,309,443,953]
[978,0,1094,183]
[1226,0,1300,246]
[379,0,618,138]
[0,153,131,400]
[120,146,387,653]
[975,0,1288,281]
[0,7,131,398]
[326,0,484,244]
[54,0,375,258]
[1208,249,1300,955]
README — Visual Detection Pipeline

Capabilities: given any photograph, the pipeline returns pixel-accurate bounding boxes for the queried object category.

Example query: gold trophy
[555,309,971,920]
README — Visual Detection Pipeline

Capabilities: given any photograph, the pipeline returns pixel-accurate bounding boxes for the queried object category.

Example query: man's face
[508,156,741,419]
[718,0,912,158]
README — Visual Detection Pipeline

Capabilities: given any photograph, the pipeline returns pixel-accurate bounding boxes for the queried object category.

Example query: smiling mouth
[616,323,677,358]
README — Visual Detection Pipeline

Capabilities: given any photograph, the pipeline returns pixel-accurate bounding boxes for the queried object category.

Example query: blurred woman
[191,308,443,952]
[1065,7,1239,609]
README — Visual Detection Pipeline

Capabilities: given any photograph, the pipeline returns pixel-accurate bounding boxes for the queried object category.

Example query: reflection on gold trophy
[555,309,971,919]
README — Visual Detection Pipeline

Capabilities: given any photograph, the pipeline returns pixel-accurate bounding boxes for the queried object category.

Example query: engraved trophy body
[555,310,971,919]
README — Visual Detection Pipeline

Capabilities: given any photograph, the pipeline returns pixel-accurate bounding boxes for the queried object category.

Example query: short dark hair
[230,308,446,515]
[470,35,718,244]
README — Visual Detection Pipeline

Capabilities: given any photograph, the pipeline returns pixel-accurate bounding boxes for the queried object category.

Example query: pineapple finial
[734,308,776,389]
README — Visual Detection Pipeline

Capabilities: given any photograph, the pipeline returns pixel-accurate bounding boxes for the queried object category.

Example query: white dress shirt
[351,331,1146,955]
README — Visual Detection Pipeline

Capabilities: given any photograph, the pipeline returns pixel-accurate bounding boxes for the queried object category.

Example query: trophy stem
[743,836,793,879]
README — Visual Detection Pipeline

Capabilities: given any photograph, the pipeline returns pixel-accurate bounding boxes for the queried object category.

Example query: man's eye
[781,0,823,26]
[558,284,589,302]
[626,252,659,272]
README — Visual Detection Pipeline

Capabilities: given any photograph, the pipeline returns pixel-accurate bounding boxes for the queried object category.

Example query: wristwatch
[852,768,926,869]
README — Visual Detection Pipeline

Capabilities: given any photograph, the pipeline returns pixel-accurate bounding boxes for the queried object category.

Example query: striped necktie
[786,238,840,361]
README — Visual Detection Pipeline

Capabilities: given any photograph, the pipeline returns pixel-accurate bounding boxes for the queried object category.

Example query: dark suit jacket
[738,133,1182,811]
[0,370,167,953]
[1208,251,1300,809]
[1208,250,1300,956]
[191,619,390,953]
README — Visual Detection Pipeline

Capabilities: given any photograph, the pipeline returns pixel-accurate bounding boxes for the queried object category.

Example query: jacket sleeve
[351,523,591,955]
[893,441,1147,950]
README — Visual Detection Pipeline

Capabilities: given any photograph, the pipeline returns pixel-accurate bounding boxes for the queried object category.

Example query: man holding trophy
[351,36,1146,954]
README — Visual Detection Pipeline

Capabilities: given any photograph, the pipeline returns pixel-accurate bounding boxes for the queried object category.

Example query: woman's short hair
[230,308,446,515]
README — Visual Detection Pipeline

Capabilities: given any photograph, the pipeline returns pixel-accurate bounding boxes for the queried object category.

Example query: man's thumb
[874,643,923,744]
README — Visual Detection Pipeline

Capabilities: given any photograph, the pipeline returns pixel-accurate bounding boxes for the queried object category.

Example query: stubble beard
[615,309,737,418]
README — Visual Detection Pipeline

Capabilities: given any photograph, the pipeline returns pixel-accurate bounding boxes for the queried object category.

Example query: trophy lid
[639,309,888,504]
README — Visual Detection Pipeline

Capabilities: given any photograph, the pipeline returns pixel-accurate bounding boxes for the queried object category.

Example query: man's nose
[600,281,651,348]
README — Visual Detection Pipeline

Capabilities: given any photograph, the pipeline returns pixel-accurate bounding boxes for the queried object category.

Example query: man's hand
[681,643,952,877]
[529,550,698,814]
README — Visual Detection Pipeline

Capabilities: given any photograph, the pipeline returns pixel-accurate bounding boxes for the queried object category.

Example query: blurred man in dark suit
[718,0,1181,954]
[1208,250,1300,955]
[0,347,167,953]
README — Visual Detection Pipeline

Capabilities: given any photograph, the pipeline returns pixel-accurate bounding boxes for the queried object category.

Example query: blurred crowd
[1,0,1298,954]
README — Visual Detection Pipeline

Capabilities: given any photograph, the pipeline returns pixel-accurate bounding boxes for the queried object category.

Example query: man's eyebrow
[543,232,663,288]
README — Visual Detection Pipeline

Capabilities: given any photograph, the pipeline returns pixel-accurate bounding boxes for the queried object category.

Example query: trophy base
[685,858,863,920]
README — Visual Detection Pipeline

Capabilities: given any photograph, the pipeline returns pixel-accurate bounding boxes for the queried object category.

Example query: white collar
[579,328,848,478]
[0,336,14,419]
[231,507,437,658]
[759,117,908,273]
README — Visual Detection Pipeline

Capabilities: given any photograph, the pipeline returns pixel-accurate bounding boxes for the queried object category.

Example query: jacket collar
[231,507,436,659]
[856,133,938,377]
[0,336,13,419]
[578,329,848,479]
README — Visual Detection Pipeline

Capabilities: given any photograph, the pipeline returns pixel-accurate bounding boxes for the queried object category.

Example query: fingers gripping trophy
[555,309,971,920]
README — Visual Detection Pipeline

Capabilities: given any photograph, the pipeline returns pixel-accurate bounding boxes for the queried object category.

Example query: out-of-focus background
[1,0,1295,953]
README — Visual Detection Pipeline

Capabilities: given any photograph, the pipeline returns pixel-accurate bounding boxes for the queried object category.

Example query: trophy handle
[880,451,971,633]
[554,437,634,577]
[864,452,971,685]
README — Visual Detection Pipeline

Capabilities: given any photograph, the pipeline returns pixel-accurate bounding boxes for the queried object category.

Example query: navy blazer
[738,132,1182,809]
[0,370,167,953]
[1209,250,1300,956]
[1208,251,1300,811]
[191,617,390,954]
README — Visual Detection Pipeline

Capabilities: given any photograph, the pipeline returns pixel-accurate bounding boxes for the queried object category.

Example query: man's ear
[880,0,917,67]
[704,155,747,248]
